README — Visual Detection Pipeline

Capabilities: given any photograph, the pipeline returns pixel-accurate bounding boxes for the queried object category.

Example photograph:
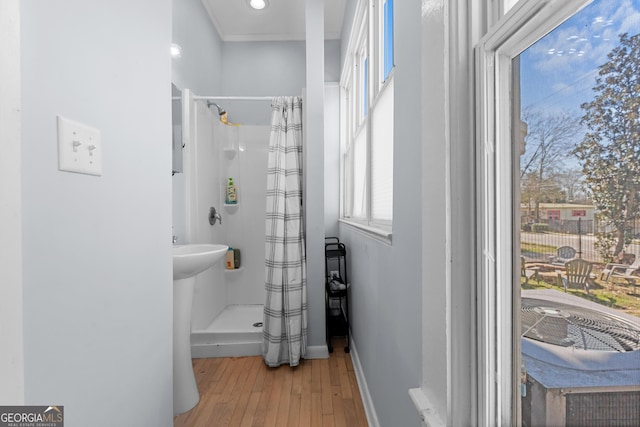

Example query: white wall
[324,83,340,237]
[220,41,306,125]
[419,2,449,422]
[219,40,340,125]
[171,0,223,245]
[20,1,173,425]
[340,0,358,68]
[305,0,328,351]
[172,0,222,95]
[325,40,342,82]
[0,0,24,405]
[337,0,423,425]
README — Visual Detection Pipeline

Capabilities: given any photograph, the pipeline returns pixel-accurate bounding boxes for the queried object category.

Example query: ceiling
[201,0,347,42]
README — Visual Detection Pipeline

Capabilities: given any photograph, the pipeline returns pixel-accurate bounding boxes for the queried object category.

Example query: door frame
[0,0,24,404]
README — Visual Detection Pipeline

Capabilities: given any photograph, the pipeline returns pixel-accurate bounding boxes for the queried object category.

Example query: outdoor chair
[521,256,539,285]
[557,258,593,294]
[600,256,640,283]
[550,246,577,266]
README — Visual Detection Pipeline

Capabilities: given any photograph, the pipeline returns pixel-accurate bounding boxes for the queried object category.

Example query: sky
[520,0,640,116]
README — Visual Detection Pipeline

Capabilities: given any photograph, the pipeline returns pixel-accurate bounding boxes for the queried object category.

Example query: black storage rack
[324,237,350,353]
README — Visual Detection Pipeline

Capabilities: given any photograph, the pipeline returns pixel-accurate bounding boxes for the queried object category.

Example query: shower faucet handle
[209,207,222,225]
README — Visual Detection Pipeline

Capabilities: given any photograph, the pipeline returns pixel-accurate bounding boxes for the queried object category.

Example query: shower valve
[209,207,222,225]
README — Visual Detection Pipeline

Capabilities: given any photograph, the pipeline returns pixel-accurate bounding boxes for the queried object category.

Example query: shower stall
[181,89,272,358]
[173,85,340,359]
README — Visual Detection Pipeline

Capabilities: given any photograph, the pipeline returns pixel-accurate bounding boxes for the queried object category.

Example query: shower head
[208,102,226,116]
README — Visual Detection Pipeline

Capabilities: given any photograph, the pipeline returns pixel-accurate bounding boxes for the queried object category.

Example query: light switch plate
[57,116,102,176]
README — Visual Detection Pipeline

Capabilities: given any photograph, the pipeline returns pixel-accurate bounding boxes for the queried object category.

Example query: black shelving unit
[324,237,349,353]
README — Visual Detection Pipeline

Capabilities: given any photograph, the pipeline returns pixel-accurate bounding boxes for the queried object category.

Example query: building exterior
[521,203,597,234]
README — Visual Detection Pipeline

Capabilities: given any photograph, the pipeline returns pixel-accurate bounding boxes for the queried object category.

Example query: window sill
[338,219,392,245]
[374,68,395,105]
[409,388,445,427]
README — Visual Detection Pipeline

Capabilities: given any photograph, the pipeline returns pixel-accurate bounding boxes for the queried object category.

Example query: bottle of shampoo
[225,247,234,270]
[226,177,237,204]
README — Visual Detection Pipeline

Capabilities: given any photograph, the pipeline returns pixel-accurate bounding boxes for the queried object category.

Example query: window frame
[547,210,561,221]
[339,0,395,240]
[475,0,591,423]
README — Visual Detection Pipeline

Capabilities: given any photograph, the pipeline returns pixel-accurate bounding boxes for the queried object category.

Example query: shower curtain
[262,96,307,367]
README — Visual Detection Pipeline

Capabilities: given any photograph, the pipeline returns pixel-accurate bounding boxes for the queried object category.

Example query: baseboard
[305,345,329,359]
[349,335,381,427]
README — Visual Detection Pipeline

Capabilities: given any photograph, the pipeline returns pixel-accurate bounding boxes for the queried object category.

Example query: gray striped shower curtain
[262,96,307,367]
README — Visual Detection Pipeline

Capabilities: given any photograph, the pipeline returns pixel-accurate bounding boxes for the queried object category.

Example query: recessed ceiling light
[171,43,182,59]
[248,0,268,10]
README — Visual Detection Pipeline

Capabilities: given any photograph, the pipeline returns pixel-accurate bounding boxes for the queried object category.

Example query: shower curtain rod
[193,95,280,101]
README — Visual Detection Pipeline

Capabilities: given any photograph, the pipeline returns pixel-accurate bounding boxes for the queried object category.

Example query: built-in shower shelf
[223,147,236,159]
[224,267,244,273]
[224,203,239,208]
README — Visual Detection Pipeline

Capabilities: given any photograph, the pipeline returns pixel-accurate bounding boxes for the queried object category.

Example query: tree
[557,169,588,204]
[574,33,640,259]
[520,109,579,220]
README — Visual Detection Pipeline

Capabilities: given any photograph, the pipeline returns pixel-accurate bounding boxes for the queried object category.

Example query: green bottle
[226,177,237,204]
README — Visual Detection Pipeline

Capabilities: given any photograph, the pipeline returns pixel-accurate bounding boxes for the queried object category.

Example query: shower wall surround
[221,125,270,307]
[183,90,269,330]
[183,91,227,329]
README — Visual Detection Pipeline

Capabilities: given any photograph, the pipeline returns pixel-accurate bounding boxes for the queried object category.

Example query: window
[361,51,368,120]
[572,210,586,217]
[340,0,395,236]
[476,0,593,424]
[382,0,394,80]
[547,210,560,220]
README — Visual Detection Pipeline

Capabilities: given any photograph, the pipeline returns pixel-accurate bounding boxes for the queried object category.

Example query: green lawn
[521,241,557,256]
[521,241,640,318]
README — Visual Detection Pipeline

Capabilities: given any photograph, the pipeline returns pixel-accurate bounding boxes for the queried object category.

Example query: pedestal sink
[172,243,228,415]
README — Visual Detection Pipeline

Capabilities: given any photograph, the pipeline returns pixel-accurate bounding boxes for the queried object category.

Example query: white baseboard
[305,344,329,359]
[349,336,380,427]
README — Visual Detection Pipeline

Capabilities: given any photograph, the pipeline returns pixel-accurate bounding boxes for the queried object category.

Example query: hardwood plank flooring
[174,338,368,427]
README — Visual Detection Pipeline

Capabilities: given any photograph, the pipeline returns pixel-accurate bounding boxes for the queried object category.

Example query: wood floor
[173,338,368,427]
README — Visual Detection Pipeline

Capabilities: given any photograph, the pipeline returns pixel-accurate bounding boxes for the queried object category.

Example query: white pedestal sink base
[172,243,228,415]
[173,276,200,415]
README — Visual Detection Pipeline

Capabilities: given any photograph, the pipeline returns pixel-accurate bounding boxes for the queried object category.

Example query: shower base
[191,304,263,358]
